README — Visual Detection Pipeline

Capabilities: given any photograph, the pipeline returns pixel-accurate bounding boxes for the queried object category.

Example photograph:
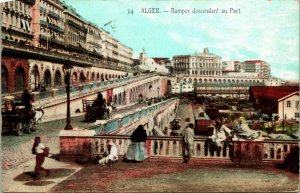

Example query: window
[287,100,291,108]
[295,113,299,118]
[296,101,299,109]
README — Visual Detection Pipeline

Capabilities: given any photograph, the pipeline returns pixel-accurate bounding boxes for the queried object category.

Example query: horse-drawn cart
[82,99,114,122]
[2,106,37,136]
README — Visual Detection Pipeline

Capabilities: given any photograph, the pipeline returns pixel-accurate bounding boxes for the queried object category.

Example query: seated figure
[99,142,118,166]
[210,117,232,147]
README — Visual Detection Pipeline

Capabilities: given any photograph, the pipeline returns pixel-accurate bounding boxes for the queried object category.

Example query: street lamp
[63,63,73,130]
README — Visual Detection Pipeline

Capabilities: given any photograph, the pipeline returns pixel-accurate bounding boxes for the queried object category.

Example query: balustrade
[262,140,298,161]
[90,135,232,160]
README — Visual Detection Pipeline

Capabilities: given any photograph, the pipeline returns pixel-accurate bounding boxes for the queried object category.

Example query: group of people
[98,124,149,166]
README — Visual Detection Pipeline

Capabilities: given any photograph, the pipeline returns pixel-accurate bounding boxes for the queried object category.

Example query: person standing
[31,137,50,180]
[22,89,33,111]
[94,92,105,119]
[124,125,148,162]
[182,123,195,163]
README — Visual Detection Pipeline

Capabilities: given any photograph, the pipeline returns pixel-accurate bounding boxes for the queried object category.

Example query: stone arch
[223,79,226,83]
[97,73,100,80]
[1,65,9,94]
[79,71,85,83]
[54,70,62,87]
[30,64,41,90]
[15,66,26,92]
[86,71,90,82]
[214,79,217,83]
[44,69,52,88]
[91,72,95,81]
[72,71,78,84]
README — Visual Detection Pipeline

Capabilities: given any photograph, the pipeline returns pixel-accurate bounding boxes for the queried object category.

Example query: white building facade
[278,92,300,122]
[173,48,222,76]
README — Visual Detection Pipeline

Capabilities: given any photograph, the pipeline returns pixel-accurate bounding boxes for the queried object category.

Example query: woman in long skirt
[124,125,148,162]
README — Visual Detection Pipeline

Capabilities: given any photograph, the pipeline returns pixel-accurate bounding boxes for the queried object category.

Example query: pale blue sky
[64,0,299,80]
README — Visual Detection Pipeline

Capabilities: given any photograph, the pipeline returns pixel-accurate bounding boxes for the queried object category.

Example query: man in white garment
[99,142,118,166]
[183,123,195,163]
[211,117,232,147]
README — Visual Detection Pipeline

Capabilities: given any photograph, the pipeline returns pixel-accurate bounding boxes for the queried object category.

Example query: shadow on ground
[13,168,76,182]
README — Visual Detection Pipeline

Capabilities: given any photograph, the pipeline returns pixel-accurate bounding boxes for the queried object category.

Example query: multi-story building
[85,22,105,63]
[32,0,64,49]
[116,41,133,68]
[172,55,190,75]
[1,0,132,94]
[1,0,35,44]
[265,77,283,86]
[173,48,222,76]
[241,60,271,78]
[222,61,235,71]
[103,32,133,68]
[234,61,241,71]
[62,3,87,56]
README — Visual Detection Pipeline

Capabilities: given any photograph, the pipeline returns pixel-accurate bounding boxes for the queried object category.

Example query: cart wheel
[29,120,37,133]
[16,122,24,136]
[26,122,33,134]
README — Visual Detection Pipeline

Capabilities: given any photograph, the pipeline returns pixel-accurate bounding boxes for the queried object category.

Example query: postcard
[1,0,299,192]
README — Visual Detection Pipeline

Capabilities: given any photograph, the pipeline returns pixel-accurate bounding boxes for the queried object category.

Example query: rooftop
[250,86,299,100]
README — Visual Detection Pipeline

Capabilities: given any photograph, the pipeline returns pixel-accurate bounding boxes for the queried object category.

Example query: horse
[32,105,45,130]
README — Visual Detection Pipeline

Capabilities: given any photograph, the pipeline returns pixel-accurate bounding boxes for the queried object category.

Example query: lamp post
[63,63,73,130]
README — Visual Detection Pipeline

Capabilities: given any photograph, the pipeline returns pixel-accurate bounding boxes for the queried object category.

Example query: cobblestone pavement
[1,103,147,170]
[2,103,147,150]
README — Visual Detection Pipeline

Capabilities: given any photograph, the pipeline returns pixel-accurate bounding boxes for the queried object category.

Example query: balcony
[40,20,64,33]
[24,0,35,5]
[67,19,87,32]
[39,35,64,46]
[48,11,60,20]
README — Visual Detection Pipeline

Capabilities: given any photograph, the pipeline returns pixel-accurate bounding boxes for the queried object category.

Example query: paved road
[2,103,147,150]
